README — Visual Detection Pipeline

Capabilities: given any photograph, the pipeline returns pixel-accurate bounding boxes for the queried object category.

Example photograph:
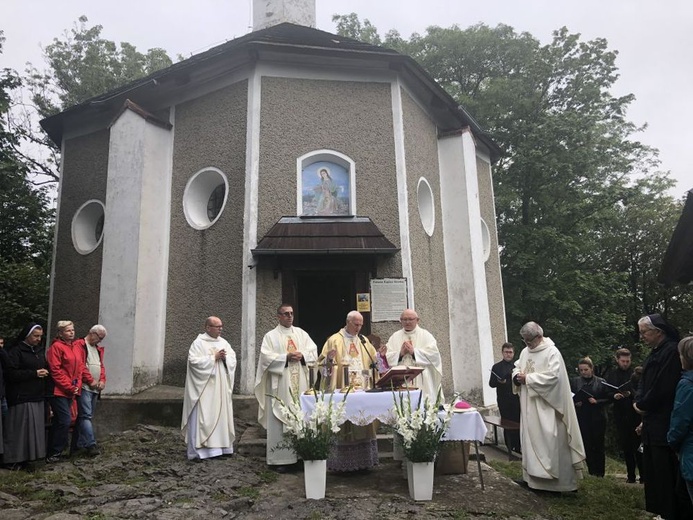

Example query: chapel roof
[40,23,501,160]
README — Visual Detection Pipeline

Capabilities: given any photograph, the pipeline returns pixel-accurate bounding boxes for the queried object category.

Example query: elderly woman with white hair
[73,324,107,456]
[634,314,692,518]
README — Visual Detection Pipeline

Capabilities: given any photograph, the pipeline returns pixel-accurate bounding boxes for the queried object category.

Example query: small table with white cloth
[441,410,488,489]
[300,391,487,489]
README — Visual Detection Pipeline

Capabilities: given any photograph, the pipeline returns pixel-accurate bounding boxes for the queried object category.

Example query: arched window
[297,150,355,216]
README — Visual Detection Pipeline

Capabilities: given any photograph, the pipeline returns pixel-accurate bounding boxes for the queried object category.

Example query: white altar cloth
[300,390,422,426]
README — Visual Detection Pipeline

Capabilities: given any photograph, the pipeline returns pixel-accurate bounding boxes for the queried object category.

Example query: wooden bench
[483,415,520,460]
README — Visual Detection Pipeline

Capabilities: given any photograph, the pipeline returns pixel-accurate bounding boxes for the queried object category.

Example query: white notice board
[370,278,408,322]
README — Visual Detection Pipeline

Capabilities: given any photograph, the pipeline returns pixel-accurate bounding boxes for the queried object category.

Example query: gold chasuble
[320,330,379,472]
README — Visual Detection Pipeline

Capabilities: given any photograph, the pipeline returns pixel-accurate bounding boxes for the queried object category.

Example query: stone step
[236,426,397,460]
[94,386,259,439]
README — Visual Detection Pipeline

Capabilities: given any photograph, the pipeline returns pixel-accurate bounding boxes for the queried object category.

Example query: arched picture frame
[297,150,355,216]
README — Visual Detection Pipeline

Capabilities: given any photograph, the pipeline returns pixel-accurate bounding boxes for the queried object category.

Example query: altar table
[300,391,487,489]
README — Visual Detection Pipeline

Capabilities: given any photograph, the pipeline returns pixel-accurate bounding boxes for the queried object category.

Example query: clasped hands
[287,350,304,362]
[399,340,414,357]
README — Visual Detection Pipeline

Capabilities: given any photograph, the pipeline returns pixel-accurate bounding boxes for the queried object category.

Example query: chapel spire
[252,0,316,31]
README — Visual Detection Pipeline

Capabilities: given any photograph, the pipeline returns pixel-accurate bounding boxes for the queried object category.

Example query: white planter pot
[303,459,327,499]
[406,461,434,501]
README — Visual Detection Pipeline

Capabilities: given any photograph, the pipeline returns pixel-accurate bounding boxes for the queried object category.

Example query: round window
[417,177,435,236]
[480,218,491,262]
[71,200,105,255]
[183,167,229,230]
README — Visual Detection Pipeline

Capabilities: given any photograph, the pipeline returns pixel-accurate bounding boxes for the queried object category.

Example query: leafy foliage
[13,16,173,182]
[0,32,53,338]
[27,15,172,119]
[333,15,691,368]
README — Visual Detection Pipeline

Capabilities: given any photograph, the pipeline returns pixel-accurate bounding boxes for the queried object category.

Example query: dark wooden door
[294,272,354,348]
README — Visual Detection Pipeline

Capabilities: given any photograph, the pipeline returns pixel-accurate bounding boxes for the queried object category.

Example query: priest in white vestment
[181,316,236,461]
[254,304,318,470]
[385,309,443,403]
[512,321,585,492]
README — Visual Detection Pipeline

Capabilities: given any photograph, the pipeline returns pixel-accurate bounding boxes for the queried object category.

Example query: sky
[2,0,692,196]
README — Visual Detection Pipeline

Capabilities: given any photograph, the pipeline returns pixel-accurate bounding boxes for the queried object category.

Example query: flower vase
[406,460,434,501]
[303,459,327,499]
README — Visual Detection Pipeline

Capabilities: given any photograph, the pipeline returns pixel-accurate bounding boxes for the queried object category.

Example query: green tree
[333,16,686,367]
[332,13,382,45]
[0,32,54,337]
[13,16,173,182]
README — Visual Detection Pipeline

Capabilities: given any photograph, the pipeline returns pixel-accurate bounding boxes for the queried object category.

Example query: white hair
[346,310,362,323]
[637,316,658,331]
[89,324,107,336]
[520,321,543,340]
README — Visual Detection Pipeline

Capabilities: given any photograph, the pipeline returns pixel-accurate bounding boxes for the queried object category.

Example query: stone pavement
[0,424,551,520]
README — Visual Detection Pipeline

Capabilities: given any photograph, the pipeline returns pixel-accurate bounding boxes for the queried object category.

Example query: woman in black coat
[571,356,609,477]
[3,323,50,467]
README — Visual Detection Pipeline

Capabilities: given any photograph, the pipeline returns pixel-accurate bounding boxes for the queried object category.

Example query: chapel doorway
[294,271,354,347]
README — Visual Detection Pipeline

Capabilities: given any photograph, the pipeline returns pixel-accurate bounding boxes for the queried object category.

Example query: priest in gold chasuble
[320,310,380,472]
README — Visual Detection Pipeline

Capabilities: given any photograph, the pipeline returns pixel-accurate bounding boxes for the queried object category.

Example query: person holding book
[489,342,521,454]
[570,357,609,477]
[604,347,643,483]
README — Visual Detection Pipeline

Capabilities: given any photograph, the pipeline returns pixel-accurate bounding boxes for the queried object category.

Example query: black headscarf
[647,314,681,343]
[11,322,43,349]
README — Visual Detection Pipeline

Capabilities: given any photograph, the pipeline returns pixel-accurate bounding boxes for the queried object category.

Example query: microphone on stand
[358,334,379,391]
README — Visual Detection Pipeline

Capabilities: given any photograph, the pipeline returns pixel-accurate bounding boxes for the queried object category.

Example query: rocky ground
[0,423,561,520]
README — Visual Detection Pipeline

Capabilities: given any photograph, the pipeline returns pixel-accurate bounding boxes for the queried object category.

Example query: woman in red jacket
[46,321,94,462]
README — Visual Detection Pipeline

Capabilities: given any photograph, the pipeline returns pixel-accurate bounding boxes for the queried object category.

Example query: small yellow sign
[356,292,371,312]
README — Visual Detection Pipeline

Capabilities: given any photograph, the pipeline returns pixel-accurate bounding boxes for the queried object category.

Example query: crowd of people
[5,306,690,519]
[0,321,108,469]
[489,315,693,520]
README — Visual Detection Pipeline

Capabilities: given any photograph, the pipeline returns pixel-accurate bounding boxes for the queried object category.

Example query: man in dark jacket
[605,348,643,483]
[635,314,693,519]
[489,342,521,454]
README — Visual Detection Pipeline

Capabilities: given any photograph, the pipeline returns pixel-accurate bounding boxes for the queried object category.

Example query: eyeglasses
[279,312,294,317]
[92,332,105,341]
[208,325,223,329]
[521,336,535,345]
[400,317,417,321]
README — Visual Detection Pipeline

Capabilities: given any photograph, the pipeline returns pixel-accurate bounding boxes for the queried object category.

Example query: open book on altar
[375,366,424,390]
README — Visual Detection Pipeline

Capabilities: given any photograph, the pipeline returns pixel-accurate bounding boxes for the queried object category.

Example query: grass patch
[237,486,260,500]
[489,456,648,520]
[544,475,646,520]
[259,469,279,483]
[487,459,523,481]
